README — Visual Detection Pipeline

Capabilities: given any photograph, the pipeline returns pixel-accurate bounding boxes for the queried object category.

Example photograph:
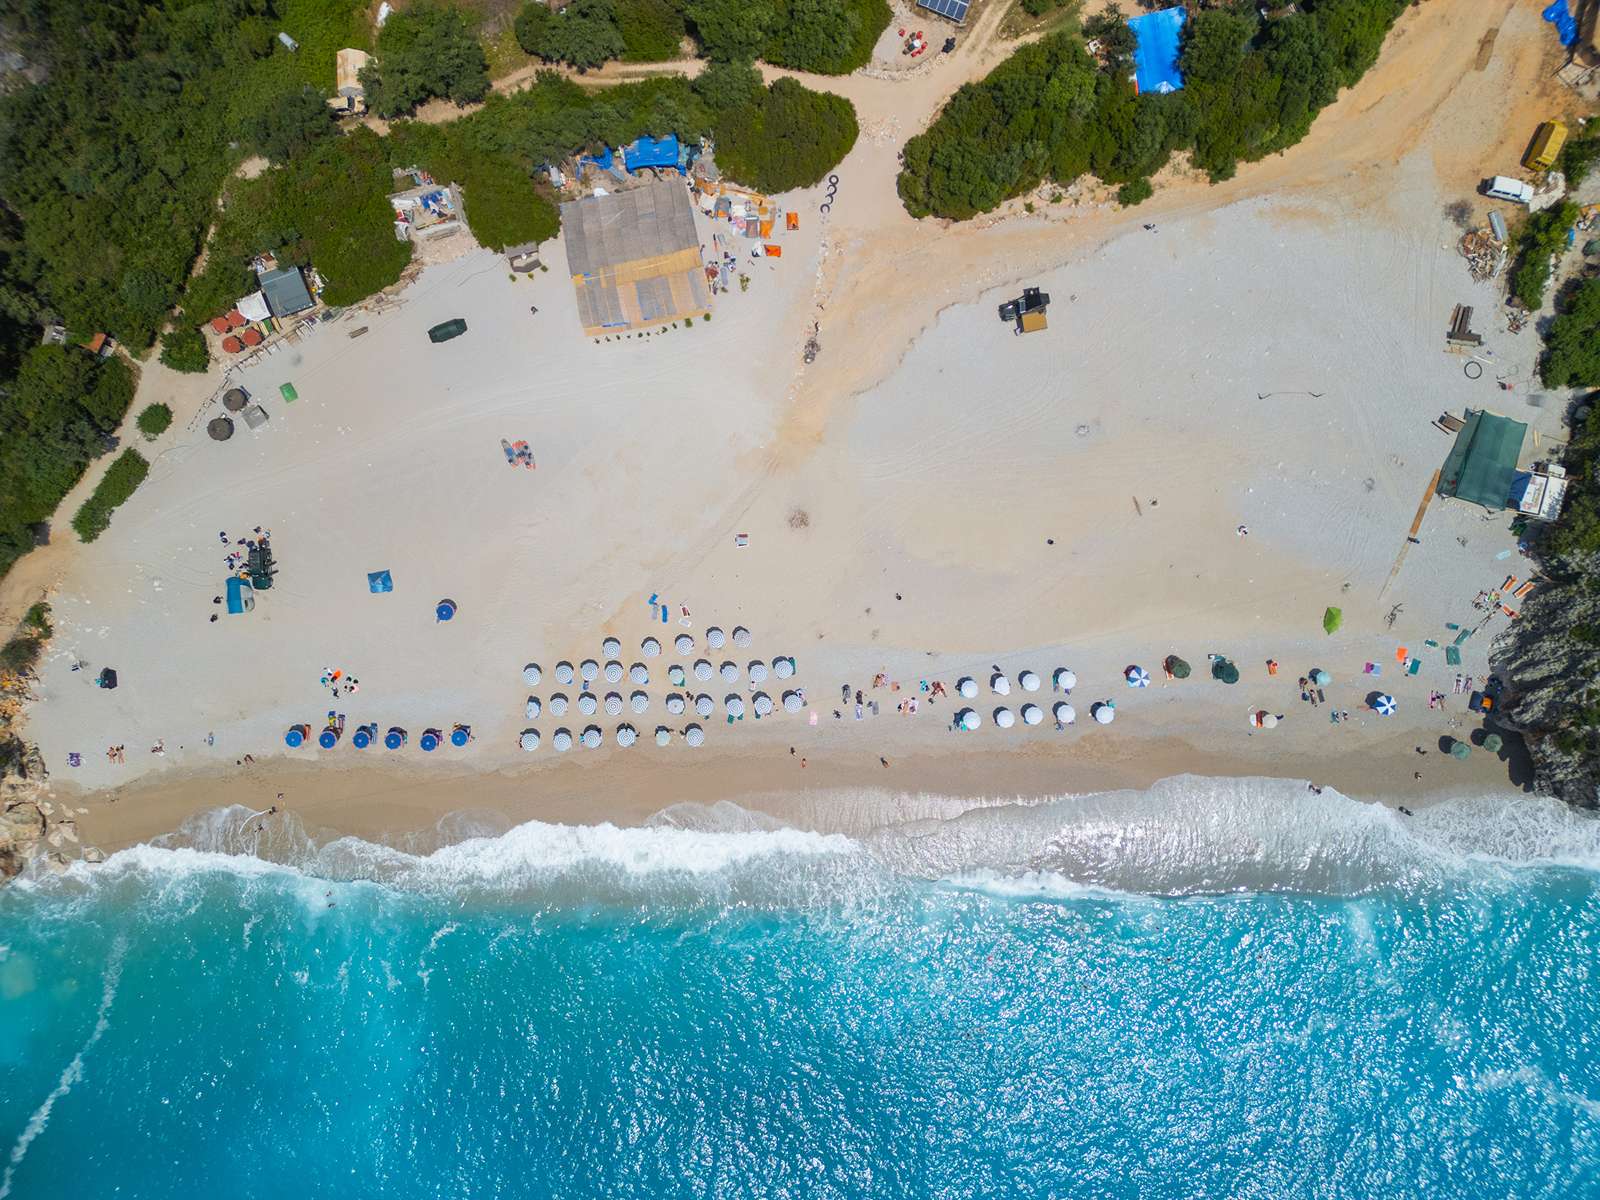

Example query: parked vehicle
[1523,120,1568,172]
[1483,176,1534,205]
[428,318,468,343]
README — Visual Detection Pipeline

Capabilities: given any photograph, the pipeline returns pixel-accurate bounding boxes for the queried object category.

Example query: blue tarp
[624,134,680,172]
[1129,7,1186,95]
[581,146,614,172]
[1543,0,1577,47]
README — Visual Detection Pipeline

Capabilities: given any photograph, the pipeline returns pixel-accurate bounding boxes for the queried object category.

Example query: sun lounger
[1513,581,1535,599]
[1407,659,1422,675]
[1445,646,1461,666]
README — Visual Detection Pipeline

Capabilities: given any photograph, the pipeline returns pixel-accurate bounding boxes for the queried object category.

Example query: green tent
[1437,409,1528,510]
[1212,658,1240,685]
[1323,607,1342,635]
[1165,655,1191,679]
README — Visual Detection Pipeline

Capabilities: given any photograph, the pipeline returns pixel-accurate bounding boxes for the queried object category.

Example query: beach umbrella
[435,599,457,622]
[655,727,672,746]
[630,663,649,684]
[1450,739,1470,760]
[959,709,981,731]
[555,661,574,685]
[1372,694,1396,716]
[604,693,624,716]
[685,724,705,747]
[727,696,745,718]
[582,726,602,749]
[642,637,661,658]
[318,727,338,749]
[222,387,248,412]
[749,661,769,683]
[385,727,406,749]
[602,636,621,658]
[694,659,714,681]
[1483,733,1504,753]
[783,691,803,712]
[1054,668,1077,692]
[733,626,752,648]
[774,657,795,679]
[420,731,440,752]
[1054,702,1076,726]
[207,416,235,441]
[666,693,686,715]
[1126,666,1150,688]
[676,634,694,655]
[450,726,470,747]
[617,724,636,747]
[580,659,599,683]
[1323,607,1343,635]
[669,664,687,687]
[707,626,726,649]
[1092,702,1116,725]
[352,726,374,749]
[1212,659,1240,685]
[1165,656,1191,680]
[991,673,1011,696]
[631,691,649,713]
[552,729,573,752]
[526,696,542,719]
[958,677,978,699]
[578,693,597,716]
[994,707,1015,728]
[1022,703,1043,726]
[720,661,739,683]
[696,694,715,717]
[1020,670,1041,692]
[1260,713,1278,730]
[604,660,623,683]
[524,663,542,686]
[1312,669,1332,687]
[520,730,540,752]
[753,693,773,716]
[366,570,393,594]
[549,694,569,716]
[285,725,308,748]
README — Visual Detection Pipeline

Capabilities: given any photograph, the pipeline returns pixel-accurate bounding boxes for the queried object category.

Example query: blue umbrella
[436,598,457,622]
[1373,694,1396,716]
[420,731,440,752]
[352,725,373,749]
[284,726,306,748]
[1125,666,1150,688]
[450,726,469,747]
[367,570,393,594]
[384,728,406,749]
[318,728,338,749]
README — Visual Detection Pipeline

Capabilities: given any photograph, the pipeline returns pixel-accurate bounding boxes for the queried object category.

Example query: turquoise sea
[1,777,1598,1199]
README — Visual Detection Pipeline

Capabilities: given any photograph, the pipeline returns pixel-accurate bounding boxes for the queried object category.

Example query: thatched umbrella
[694,658,714,681]
[604,692,624,716]
[726,695,745,718]
[525,696,541,719]
[581,726,602,749]
[720,661,739,683]
[695,694,715,718]
[630,663,649,685]
[783,691,803,712]
[580,659,599,682]
[630,691,649,713]
[773,657,795,679]
[207,416,235,441]
[749,661,769,683]
[616,724,636,747]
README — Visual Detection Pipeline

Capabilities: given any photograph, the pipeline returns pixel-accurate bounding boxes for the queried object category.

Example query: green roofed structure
[1437,409,1527,511]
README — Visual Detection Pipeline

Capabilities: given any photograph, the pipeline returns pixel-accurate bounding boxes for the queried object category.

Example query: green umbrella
[1450,740,1471,760]
[1166,655,1191,679]
[1323,607,1343,635]
[1312,669,1331,686]
[1212,658,1240,685]
[1482,733,1504,754]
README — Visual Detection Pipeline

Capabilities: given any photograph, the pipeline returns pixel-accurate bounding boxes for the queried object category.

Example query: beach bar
[561,179,711,336]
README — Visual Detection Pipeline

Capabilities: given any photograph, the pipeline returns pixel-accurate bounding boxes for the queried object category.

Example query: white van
[1484,176,1534,205]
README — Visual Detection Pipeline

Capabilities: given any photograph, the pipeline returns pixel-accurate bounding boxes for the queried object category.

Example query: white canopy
[523,663,542,686]
[519,730,540,751]
[720,662,739,683]
[665,693,686,715]
[1093,702,1115,725]
[604,693,624,716]
[630,663,649,684]
[706,627,725,649]
[695,694,715,717]
[669,665,687,686]
[991,674,1011,696]
[1019,671,1040,692]
[604,661,623,683]
[602,636,621,658]
[753,693,773,715]
[616,724,636,747]
[554,661,575,685]
[552,729,572,751]
[655,727,671,746]
[959,709,980,731]
[580,659,599,682]
[675,634,695,655]
[1021,704,1043,725]
[641,637,661,658]
[577,693,597,716]
[549,694,569,716]
[694,659,714,681]
[630,691,649,713]
[1054,702,1076,725]
[525,696,541,719]
[958,677,978,699]
[994,707,1015,728]
[581,727,602,748]
[685,724,705,747]
[749,661,769,683]
[1055,668,1077,692]
[726,696,745,717]
[732,626,752,648]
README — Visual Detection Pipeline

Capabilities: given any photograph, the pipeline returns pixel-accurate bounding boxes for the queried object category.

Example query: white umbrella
[959,709,980,731]
[580,659,599,682]
[774,657,795,679]
[694,659,714,681]
[695,694,714,717]
[732,626,751,648]
[1054,668,1077,692]
[753,693,773,715]
[602,636,621,658]
[685,724,705,747]
[719,661,738,683]
[655,727,671,746]
[1021,703,1043,725]
[616,724,636,747]
[604,693,623,716]
[604,660,623,683]
[958,677,978,699]
[630,663,649,685]
[630,691,649,713]
[581,726,602,748]
[726,696,745,718]
[549,694,569,716]
[707,626,725,649]
[1261,713,1279,729]
[577,693,597,716]
[552,729,572,752]
[641,637,661,658]
[1053,702,1076,726]
[749,661,769,683]
[666,693,686,715]
[519,729,540,751]
[555,661,575,685]
[991,673,1011,696]
[1093,701,1116,725]
[525,696,541,719]
[1019,671,1041,692]
[523,663,542,686]
[783,691,803,712]
[675,634,694,655]
[668,665,686,687]
[994,707,1015,728]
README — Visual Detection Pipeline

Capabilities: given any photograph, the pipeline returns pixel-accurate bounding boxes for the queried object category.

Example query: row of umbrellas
[520,724,708,751]
[957,701,1118,730]
[959,669,1078,698]
[523,656,795,688]
[525,690,806,718]
[285,724,468,751]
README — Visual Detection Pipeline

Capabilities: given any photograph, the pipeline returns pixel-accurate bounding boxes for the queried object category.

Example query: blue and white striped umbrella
[1373,694,1396,716]
[1126,666,1150,688]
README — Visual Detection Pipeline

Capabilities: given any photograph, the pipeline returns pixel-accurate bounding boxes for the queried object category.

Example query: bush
[1559,131,1600,185]
[764,0,890,75]
[136,403,174,440]
[618,0,687,62]
[519,0,627,70]
[362,1,490,117]
[1509,201,1578,312]
[717,77,858,192]
[1540,276,1600,390]
[160,327,211,374]
[72,449,150,543]
[243,85,336,164]
[1116,178,1153,207]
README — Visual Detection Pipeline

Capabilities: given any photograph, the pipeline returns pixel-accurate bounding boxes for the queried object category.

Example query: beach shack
[329,49,371,115]
[1437,409,1528,511]
[389,168,464,241]
[258,266,314,318]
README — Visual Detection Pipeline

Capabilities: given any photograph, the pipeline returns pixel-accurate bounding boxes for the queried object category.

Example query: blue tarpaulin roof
[581,146,614,171]
[1129,7,1186,95]
[624,134,680,172]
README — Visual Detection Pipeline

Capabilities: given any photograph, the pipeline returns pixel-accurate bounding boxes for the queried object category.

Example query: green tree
[541,0,628,70]
[1116,178,1153,206]
[616,0,687,62]
[693,59,765,113]
[243,85,336,163]
[1509,201,1579,312]
[136,403,174,439]
[362,1,490,117]
[1541,277,1600,389]
[160,326,211,374]
[688,0,777,61]
[717,76,858,192]
[1083,4,1136,67]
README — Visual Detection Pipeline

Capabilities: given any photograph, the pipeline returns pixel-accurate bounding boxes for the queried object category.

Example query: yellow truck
[1524,121,1568,172]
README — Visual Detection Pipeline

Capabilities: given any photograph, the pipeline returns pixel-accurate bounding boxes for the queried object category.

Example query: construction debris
[1458,228,1507,282]
[1447,304,1483,347]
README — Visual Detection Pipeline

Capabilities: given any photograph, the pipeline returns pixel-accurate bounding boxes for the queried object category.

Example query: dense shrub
[1540,277,1600,390]
[618,0,688,61]
[244,86,337,164]
[137,404,174,440]
[160,327,211,374]
[1559,130,1600,186]
[1116,177,1153,207]
[362,1,490,117]
[715,77,859,193]
[517,0,627,70]
[386,121,560,251]
[1509,201,1578,313]
[71,449,150,543]
[689,0,888,74]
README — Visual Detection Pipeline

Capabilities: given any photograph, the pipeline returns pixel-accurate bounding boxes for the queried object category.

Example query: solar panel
[917,0,969,22]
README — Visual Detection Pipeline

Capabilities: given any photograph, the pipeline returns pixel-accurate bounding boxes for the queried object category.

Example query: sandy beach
[1,0,1579,857]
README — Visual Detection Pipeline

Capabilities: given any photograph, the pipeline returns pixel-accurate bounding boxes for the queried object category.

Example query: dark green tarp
[1437,410,1527,510]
